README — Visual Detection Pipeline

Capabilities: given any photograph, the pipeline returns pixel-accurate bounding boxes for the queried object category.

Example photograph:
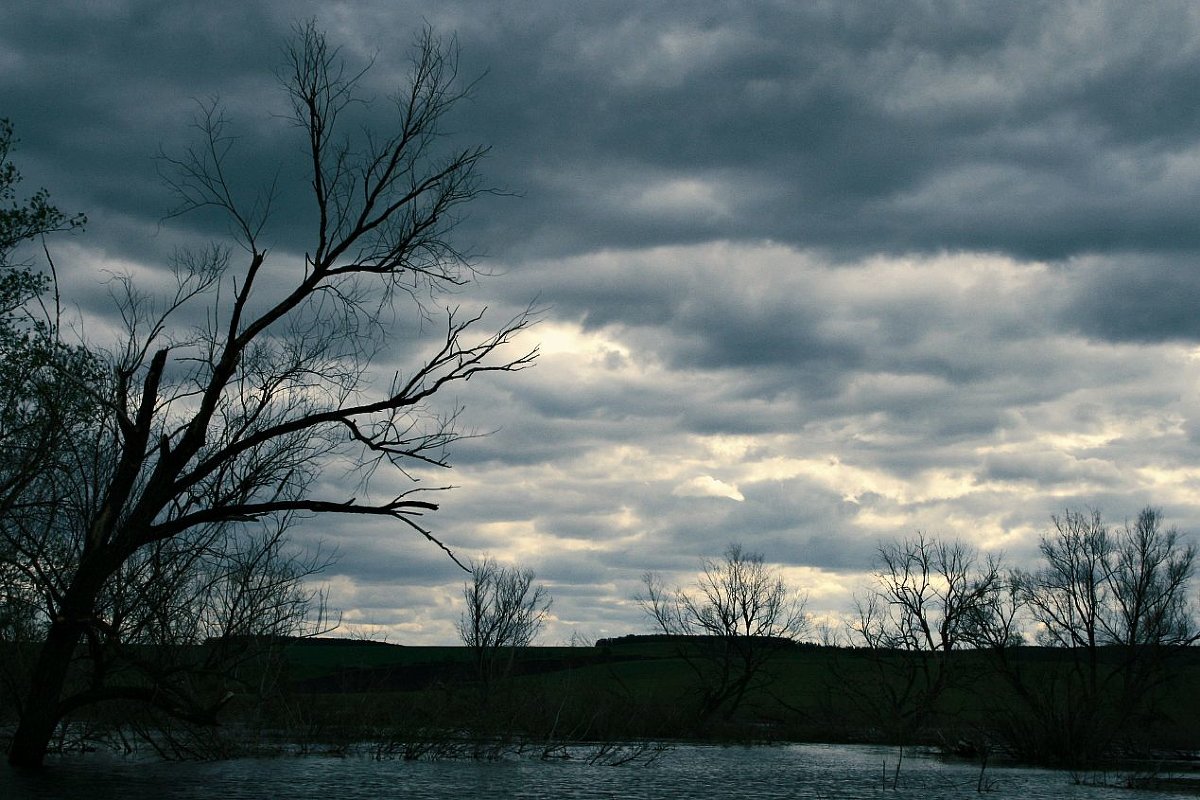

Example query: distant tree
[456,557,551,702]
[639,543,808,721]
[3,21,535,769]
[1024,508,1196,652]
[848,534,1003,743]
[994,507,1197,765]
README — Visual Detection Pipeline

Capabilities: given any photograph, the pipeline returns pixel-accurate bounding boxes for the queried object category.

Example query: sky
[4,1,1200,644]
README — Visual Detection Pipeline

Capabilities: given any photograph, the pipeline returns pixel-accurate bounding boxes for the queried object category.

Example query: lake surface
[3,742,1198,799]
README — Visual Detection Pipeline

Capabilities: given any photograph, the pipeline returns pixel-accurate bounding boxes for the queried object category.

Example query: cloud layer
[5,1,1200,642]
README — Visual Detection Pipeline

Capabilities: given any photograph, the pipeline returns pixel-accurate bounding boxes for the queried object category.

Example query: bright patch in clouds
[672,475,745,502]
[633,177,730,219]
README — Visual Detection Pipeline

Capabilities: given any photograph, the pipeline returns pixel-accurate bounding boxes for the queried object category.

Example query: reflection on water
[3,742,1197,799]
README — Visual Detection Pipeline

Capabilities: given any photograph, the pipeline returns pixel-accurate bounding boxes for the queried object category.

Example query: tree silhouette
[640,543,807,722]
[849,534,1002,744]
[3,22,535,768]
[995,507,1197,765]
[457,557,551,704]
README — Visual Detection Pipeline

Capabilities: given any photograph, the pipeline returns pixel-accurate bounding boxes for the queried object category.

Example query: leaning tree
[3,22,535,768]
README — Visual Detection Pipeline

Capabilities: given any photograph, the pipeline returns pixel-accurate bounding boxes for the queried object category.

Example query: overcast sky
[5,1,1200,644]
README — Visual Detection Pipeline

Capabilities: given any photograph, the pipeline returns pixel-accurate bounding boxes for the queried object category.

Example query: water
[3,742,1197,799]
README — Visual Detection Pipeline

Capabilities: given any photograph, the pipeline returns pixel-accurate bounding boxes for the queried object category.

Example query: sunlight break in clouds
[632,177,731,220]
[672,475,746,502]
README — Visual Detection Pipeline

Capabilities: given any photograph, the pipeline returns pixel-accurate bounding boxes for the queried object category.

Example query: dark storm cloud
[7,1,1200,268]
[1,4,286,232]
[436,1,1200,265]
[1057,254,1200,342]
[3,1,1198,354]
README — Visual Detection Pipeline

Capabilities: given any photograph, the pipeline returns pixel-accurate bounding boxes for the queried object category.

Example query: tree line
[459,506,1198,769]
[846,506,1196,766]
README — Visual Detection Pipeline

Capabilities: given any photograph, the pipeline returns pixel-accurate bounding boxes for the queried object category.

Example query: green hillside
[266,636,1200,763]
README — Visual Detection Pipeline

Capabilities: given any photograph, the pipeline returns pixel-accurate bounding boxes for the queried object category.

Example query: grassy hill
[268,636,1200,761]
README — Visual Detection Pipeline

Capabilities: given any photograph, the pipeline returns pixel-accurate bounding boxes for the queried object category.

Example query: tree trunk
[6,618,82,768]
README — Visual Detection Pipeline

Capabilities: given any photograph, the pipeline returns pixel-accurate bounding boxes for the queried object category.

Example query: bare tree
[1020,509,1111,652]
[848,534,1003,743]
[999,507,1197,764]
[3,22,535,768]
[1104,507,1196,649]
[640,543,808,721]
[456,557,551,703]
